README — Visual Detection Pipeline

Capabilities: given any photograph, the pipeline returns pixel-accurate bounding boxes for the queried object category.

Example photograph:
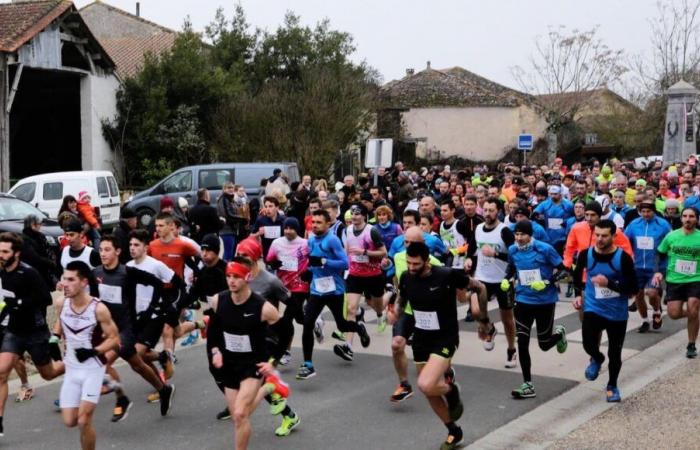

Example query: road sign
[365,138,393,168]
[518,134,533,151]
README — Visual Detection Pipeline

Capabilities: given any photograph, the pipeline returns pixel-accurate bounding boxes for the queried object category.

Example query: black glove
[48,334,62,361]
[3,296,19,309]
[308,256,323,267]
[268,259,283,270]
[300,270,313,283]
[75,348,97,362]
[554,270,571,282]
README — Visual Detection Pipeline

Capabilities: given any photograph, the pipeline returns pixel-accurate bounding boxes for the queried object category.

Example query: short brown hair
[375,205,394,220]
[0,232,23,252]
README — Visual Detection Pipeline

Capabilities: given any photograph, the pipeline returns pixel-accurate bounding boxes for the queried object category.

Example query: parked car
[124,162,300,226]
[0,193,64,262]
[8,171,121,229]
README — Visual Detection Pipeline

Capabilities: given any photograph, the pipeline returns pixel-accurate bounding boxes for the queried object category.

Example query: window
[235,167,274,189]
[199,169,233,190]
[11,183,36,202]
[107,177,119,197]
[162,171,192,194]
[97,177,109,198]
[43,182,63,200]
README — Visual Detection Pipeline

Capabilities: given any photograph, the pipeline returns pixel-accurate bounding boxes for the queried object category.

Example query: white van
[8,171,121,228]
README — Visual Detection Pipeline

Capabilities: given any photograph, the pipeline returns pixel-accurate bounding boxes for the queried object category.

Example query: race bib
[135,297,150,314]
[279,256,298,272]
[594,285,619,299]
[636,237,654,250]
[518,269,542,286]
[223,332,252,353]
[481,255,495,267]
[263,226,281,239]
[315,276,336,294]
[547,218,564,230]
[414,310,440,330]
[98,284,122,305]
[351,254,369,263]
[675,259,697,275]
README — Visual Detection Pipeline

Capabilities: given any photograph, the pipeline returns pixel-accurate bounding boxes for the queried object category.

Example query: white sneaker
[313,317,325,344]
[483,326,497,351]
[505,350,517,368]
[279,350,292,366]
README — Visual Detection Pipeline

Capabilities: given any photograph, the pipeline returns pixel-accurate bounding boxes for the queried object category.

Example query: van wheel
[137,208,155,227]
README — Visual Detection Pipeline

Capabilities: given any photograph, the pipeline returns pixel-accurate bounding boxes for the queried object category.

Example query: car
[0,193,64,262]
[125,162,300,227]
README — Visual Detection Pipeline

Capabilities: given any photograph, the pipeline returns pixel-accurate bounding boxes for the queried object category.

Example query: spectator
[189,188,221,243]
[113,208,138,264]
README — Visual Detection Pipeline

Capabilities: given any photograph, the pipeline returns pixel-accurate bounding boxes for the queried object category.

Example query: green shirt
[394,251,443,314]
[657,228,700,284]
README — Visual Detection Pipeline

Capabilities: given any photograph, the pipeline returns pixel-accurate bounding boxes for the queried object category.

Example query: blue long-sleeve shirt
[534,198,574,244]
[307,230,348,296]
[624,215,671,272]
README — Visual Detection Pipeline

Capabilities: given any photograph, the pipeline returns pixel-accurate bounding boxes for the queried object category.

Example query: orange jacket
[563,221,633,268]
[76,201,100,229]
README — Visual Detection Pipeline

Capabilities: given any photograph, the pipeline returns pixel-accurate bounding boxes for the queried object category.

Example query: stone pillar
[663,80,699,166]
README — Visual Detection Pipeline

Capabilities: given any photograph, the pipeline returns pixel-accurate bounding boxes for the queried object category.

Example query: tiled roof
[81,1,177,78]
[379,66,537,109]
[0,0,73,52]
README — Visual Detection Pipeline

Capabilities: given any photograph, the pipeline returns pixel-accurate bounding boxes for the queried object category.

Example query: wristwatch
[321,258,327,266]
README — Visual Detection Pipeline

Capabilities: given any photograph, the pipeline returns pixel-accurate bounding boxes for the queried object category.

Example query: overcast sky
[70,0,664,90]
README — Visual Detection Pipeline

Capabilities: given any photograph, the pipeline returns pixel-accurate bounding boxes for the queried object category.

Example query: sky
[69,0,664,90]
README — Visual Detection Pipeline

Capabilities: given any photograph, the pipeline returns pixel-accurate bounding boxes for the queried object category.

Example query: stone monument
[663,80,699,165]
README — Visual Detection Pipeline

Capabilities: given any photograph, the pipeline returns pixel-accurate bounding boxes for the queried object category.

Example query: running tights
[515,302,562,382]
[302,294,359,361]
[582,312,627,387]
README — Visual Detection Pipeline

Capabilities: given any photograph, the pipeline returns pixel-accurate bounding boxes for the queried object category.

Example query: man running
[56,261,120,450]
[656,207,700,358]
[439,200,469,269]
[503,220,568,399]
[572,220,637,402]
[533,185,574,255]
[60,219,101,270]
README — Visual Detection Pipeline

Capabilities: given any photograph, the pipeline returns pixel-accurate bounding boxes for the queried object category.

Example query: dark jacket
[21,227,58,286]
[113,220,134,264]
[189,199,221,243]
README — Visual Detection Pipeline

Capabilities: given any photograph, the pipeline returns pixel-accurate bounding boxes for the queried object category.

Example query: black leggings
[582,312,627,387]
[269,292,308,360]
[302,294,359,362]
[515,302,562,382]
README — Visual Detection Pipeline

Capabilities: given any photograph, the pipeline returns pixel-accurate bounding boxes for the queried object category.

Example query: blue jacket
[624,215,671,271]
[534,198,574,244]
[307,231,348,296]
[509,222,548,242]
[507,240,562,305]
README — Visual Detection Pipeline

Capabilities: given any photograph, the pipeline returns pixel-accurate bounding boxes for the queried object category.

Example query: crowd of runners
[1,154,699,450]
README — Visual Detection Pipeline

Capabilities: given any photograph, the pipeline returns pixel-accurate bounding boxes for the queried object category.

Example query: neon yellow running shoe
[275,414,300,436]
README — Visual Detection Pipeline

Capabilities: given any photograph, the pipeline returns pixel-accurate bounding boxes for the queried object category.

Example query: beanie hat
[78,191,90,202]
[585,201,603,216]
[236,237,263,261]
[283,217,301,234]
[160,196,174,209]
[514,219,533,236]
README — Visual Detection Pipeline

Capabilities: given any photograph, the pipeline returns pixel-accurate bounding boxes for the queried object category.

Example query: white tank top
[474,222,509,283]
[60,297,103,369]
[60,246,95,270]
[439,220,467,268]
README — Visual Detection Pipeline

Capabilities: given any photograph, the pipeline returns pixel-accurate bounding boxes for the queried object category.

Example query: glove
[268,260,283,270]
[3,296,18,308]
[75,348,97,362]
[308,256,323,267]
[554,270,570,282]
[500,279,511,292]
[300,270,313,283]
[530,280,547,291]
[49,334,62,361]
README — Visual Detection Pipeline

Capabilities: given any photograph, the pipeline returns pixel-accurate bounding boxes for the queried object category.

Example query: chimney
[426,60,431,70]
[136,2,140,17]
[406,68,415,76]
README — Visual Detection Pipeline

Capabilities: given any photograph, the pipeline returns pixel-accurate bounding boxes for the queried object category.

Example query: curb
[466,327,689,449]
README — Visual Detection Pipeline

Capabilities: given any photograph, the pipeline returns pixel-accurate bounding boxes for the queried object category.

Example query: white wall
[401,106,546,161]
[80,72,120,174]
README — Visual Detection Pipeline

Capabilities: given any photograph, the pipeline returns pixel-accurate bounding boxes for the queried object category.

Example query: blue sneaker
[180,331,199,347]
[585,358,602,381]
[606,385,621,402]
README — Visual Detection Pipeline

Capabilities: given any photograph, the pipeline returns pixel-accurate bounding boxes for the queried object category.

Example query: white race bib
[675,259,697,275]
[315,276,336,294]
[135,297,150,314]
[547,218,564,230]
[414,310,440,330]
[263,226,281,239]
[481,255,495,267]
[518,269,542,286]
[98,284,122,305]
[594,285,619,299]
[636,236,654,250]
[351,254,369,263]
[223,332,252,353]
[279,256,298,272]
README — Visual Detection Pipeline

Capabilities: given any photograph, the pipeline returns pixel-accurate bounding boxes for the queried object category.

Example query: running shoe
[147,391,160,403]
[333,344,354,361]
[686,343,698,359]
[511,382,536,399]
[444,366,456,385]
[53,398,60,412]
[0,421,3,437]
[440,427,464,450]
[313,317,325,343]
[652,311,663,330]
[279,350,292,366]
[565,284,574,298]
[216,407,231,420]
[159,384,175,416]
[172,353,179,364]
[357,306,366,324]
[296,363,317,380]
[331,330,346,342]
[274,414,300,437]
[357,322,371,348]
[111,396,133,422]
[483,325,497,351]
[385,283,397,303]
[377,314,387,333]
[464,308,474,322]
[446,382,464,421]
[180,331,199,347]
[606,385,621,402]
[159,351,174,380]
[15,384,34,402]
[390,383,413,403]
[555,324,568,354]
[585,358,602,381]
[637,321,650,333]
[628,302,637,312]
[269,393,287,416]
[505,349,517,368]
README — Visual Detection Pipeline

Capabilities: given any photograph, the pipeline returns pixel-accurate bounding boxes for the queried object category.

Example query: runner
[624,202,672,332]
[502,220,568,399]
[0,232,65,437]
[572,220,637,402]
[55,261,120,450]
[533,185,574,254]
[398,242,470,450]
[251,196,285,260]
[656,207,700,358]
[59,219,101,270]
[439,200,470,269]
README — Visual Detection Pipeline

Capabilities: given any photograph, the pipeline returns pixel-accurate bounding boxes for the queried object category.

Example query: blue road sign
[518,134,533,151]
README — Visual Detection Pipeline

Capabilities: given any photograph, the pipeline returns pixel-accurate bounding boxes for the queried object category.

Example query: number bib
[263,226,281,239]
[279,256,298,272]
[518,269,542,286]
[223,332,252,353]
[675,259,697,275]
[547,218,563,230]
[315,276,336,294]
[351,254,369,263]
[135,297,150,314]
[98,284,122,305]
[594,285,619,299]
[414,310,440,330]
[636,237,654,250]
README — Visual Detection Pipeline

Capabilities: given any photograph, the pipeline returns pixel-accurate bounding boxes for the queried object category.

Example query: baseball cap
[63,219,83,233]
[548,185,562,194]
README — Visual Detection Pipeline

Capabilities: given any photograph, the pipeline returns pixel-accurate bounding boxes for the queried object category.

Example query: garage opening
[9,66,82,183]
